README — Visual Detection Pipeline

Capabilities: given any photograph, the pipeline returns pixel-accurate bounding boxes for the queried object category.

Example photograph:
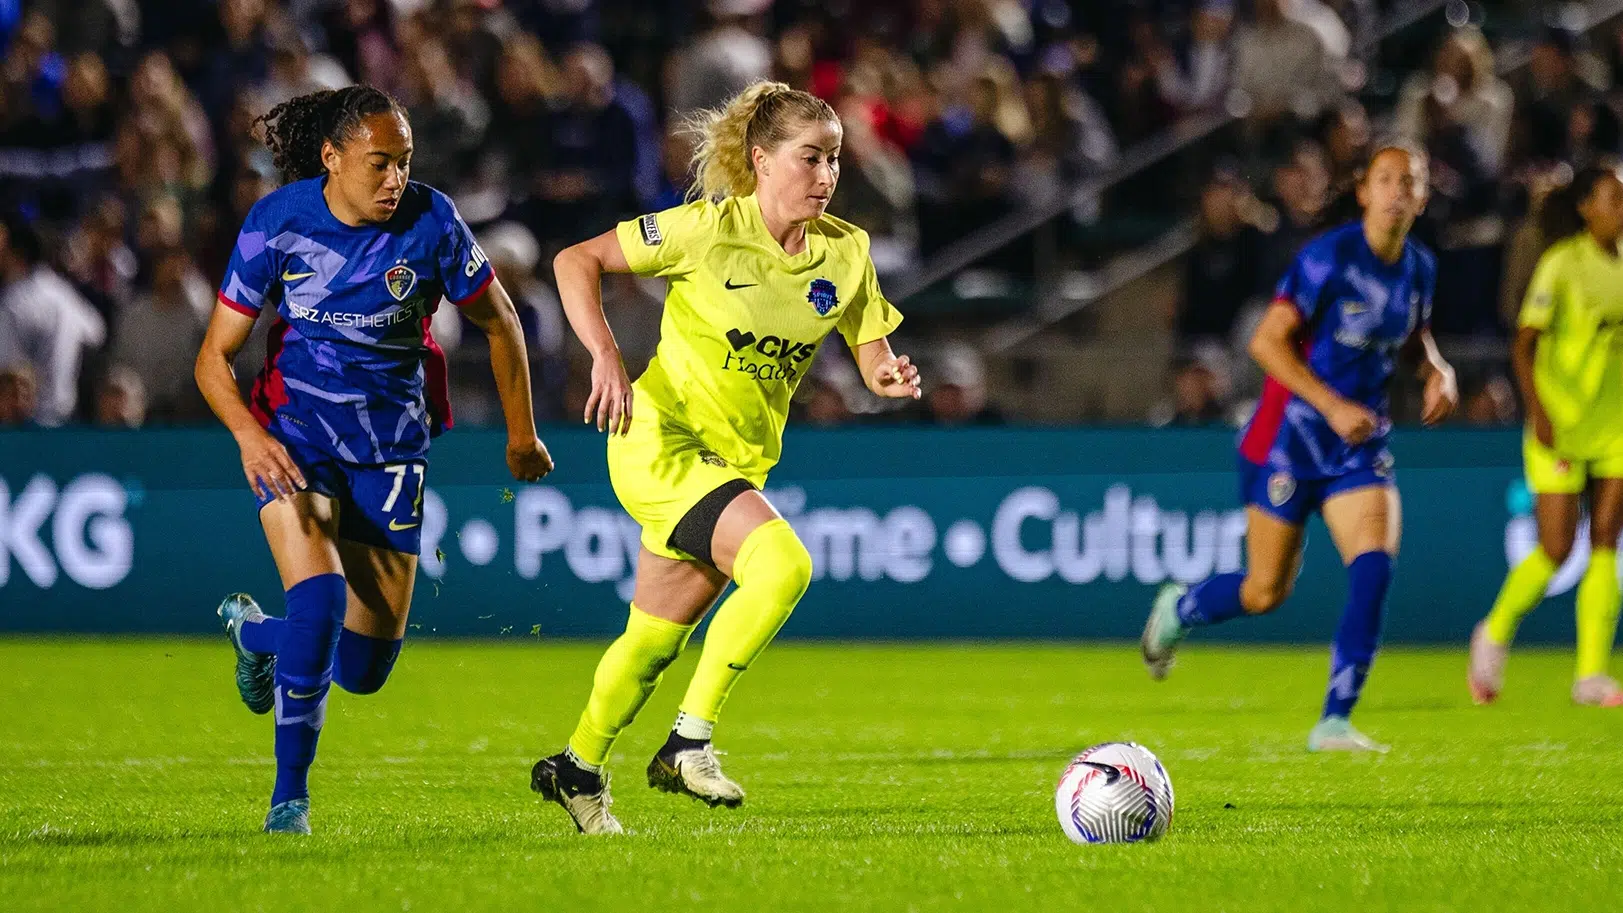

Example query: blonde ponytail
[685,81,838,201]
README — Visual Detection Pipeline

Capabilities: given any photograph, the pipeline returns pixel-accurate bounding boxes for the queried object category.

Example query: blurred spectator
[1257,139,1331,288]
[397,37,489,193]
[0,363,39,427]
[129,51,217,188]
[245,24,352,117]
[829,96,918,273]
[665,0,774,116]
[1177,169,1266,344]
[110,247,210,418]
[93,364,147,428]
[1461,373,1517,426]
[1155,1,1234,115]
[1148,356,1231,427]
[477,221,569,420]
[911,63,1028,257]
[1232,0,1339,123]
[1012,71,1117,221]
[920,343,1003,426]
[1319,100,1370,222]
[1508,25,1609,168]
[799,377,855,427]
[1285,0,1351,61]
[648,123,696,212]
[1395,29,1513,178]
[0,214,105,426]
[318,0,400,94]
[0,26,118,226]
[60,194,137,322]
[442,0,509,103]
[193,0,275,122]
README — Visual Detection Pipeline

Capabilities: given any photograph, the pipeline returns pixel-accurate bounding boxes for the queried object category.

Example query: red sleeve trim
[450,271,495,307]
[217,290,260,317]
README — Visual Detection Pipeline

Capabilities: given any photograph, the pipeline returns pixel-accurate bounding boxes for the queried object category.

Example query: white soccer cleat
[1307,716,1390,753]
[648,743,745,808]
[1141,583,1188,681]
[1468,621,1508,705]
[531,754,625,835]
[1571,674,1623,708]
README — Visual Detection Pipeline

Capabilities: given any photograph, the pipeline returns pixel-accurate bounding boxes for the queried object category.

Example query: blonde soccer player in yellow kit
[1471,164,1623,708]
[528,82,923,834]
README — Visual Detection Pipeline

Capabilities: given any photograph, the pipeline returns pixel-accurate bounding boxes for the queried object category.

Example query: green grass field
[2,638,1620,912]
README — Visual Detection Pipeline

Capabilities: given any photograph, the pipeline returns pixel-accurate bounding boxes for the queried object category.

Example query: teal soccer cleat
[264,799,311,835]
[1307,715,1390,753]
[1141,583,1188,681]
[217,593,276,714]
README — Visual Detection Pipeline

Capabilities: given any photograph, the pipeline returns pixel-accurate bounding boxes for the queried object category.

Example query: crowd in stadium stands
[0,0,1617,430]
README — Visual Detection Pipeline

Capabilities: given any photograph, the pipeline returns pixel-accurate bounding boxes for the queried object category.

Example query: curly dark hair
[1541,161,1623,243]
[253,85,404,184]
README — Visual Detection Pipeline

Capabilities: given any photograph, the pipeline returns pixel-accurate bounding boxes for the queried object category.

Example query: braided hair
[253,85,404,185]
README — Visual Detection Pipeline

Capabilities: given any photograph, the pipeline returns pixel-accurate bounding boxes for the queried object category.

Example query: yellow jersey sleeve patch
[615,200,718,278]
[837,256,904,349]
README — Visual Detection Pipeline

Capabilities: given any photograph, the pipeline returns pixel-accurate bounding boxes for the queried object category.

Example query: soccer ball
[1054,741,1174,844]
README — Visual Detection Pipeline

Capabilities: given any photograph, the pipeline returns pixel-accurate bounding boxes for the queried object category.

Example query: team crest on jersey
[807,277,838,315]
[1267,471,1296,507]
[385,263,418,301]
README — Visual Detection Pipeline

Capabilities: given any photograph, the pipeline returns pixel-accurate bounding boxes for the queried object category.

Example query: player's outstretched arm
[461,278,553,482]
[553,229,635,435]
[1413,327,1458,425]
[854,337,922,400]
[194,302,307,501]
[1510,325,1551,446]
[1247,300,1378,445]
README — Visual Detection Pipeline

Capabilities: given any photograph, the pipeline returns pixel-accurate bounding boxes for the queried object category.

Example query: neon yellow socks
[679,519,812,724]
[1485,547,1557,645]
[567,604,696,767]
[1576,548,1620,680]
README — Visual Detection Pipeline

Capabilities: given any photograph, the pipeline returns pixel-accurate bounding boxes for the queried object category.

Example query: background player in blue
[193,86,553,834]
[1141,145,1459,752]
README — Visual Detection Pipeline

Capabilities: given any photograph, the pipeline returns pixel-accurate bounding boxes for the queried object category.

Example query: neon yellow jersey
[1520,232,1623,457]
[614,195,903,478]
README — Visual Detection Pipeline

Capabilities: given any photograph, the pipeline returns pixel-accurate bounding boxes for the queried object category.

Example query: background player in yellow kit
[529,81,922,834]
[1471,163,1623,708]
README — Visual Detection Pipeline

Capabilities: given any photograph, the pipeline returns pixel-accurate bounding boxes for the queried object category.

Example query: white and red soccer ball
[1054,742,1175,844]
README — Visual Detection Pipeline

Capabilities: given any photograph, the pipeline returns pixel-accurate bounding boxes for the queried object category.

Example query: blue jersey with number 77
[217,177,494,465]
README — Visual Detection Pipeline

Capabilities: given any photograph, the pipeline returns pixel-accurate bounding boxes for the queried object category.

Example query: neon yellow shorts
[607,407,765,561]
[1523,431,1623,495]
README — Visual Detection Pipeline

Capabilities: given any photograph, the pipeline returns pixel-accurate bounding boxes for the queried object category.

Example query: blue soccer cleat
[264,799,311,835]
[217,593,276,714]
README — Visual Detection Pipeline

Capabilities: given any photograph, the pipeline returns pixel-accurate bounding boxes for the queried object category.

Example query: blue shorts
[1238,458,1391,526]
[253,425,427,555]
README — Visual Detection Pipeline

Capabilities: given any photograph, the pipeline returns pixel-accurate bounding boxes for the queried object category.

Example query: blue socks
[271,573,346,807]
[1323,551,1392,720]
[239,614,283,654]
[334,628,402,695]
[1177,572,1247,627]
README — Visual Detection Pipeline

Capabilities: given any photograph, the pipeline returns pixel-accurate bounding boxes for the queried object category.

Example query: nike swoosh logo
[727,662,749,671]
[286,689,321,700]
[1080,761,1122,784]
[724,279,757,290]
[389,519,420,531]
[282,270,317,282]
